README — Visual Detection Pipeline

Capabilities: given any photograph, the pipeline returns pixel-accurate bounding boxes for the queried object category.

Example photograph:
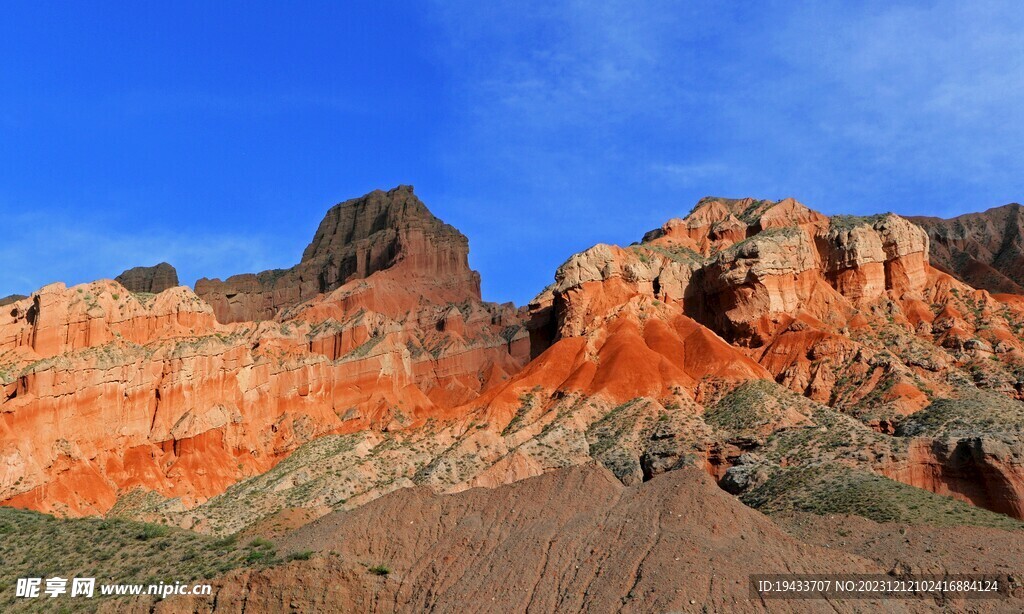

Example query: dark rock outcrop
[195,185,481,323]
[0,294,27,307]
[114,262,179,294]
[910,203,1024,294]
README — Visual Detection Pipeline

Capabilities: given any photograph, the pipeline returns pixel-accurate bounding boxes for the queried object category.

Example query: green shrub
[137,523,170,540]
[247,537,274,549]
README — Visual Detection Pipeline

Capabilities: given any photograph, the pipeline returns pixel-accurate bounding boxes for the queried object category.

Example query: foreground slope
[9,466,1018,612]
[116,465,974,614]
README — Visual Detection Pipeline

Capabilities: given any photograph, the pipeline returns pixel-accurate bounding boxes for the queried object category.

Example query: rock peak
[301,184,453,264]
[114,262,179,294]
[0,294,28,307]
[909,202,1024,294]
[196,187,480,323]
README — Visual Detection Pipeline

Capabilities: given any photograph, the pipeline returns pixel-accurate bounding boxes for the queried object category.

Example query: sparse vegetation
[501,395,534,436]
[897,389,1024,437]
[704,380,815,436]
[742,464,1024,529]
[0,507,283,612]
[244,538,277,563]
[828,213,887,231]
[136,522,170,541]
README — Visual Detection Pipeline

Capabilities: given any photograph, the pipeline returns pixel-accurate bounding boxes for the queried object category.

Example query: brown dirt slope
[776,511,1024,580]
[128,464,944,613]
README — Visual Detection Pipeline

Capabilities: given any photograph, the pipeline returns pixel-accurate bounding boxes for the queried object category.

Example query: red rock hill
[195,185,481,323]
[3,191,1024,527]
[0,187,526,515]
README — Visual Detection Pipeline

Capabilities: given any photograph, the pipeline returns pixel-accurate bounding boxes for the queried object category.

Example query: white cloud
[422,1,1024,303]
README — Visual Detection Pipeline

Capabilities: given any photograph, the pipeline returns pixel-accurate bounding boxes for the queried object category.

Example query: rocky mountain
[4,188,1024,610]
[115,262,180,294]
[0,187,527,516]
[194,185,481,323]
[910,203,1024,295]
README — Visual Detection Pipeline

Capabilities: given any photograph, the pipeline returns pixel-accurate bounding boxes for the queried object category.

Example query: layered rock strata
[195,186,480,323]
[0,188,527,516]
[5,191,1024,529]
[911,203,1024,295]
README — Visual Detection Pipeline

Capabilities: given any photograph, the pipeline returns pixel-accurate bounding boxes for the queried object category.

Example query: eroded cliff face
[515,196,1024,520]
[881,437,1024,519]
[195,185,481,323]
[531,199,948,407]
[0,188,527,516]
[5,190,1024,528]
[911,203,1024,295]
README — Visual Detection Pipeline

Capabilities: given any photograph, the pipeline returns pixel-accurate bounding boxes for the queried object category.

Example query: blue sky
[2,1,1023,305]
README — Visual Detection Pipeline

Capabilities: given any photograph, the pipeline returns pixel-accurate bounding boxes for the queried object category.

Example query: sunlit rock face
[5,190,1024,528]
[0,187,527,516]
[195,185,482,324]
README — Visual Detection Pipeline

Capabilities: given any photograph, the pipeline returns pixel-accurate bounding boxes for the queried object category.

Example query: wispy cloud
[756,1,1024,212]
[5,2,1022,305]
[0,210,284,296]
[652,162,729,187]
[423,1,1024,301]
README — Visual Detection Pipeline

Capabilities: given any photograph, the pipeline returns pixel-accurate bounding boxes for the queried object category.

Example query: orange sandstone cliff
[0,186,527,516]
[3,190,1024,527]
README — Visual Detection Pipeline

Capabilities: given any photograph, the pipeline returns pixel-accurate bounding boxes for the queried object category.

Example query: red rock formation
[0,189,527,516]
[881,437,1024,520]
[510,196,1024,520]
[6,189,1024,528]
[526,200,947,407]
[0,282,214,359]
[195,185,481,323]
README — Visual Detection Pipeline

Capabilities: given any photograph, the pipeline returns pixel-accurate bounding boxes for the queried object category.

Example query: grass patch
[704,380,816,436]
[0,506,276,612]
[136,522,170,541]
